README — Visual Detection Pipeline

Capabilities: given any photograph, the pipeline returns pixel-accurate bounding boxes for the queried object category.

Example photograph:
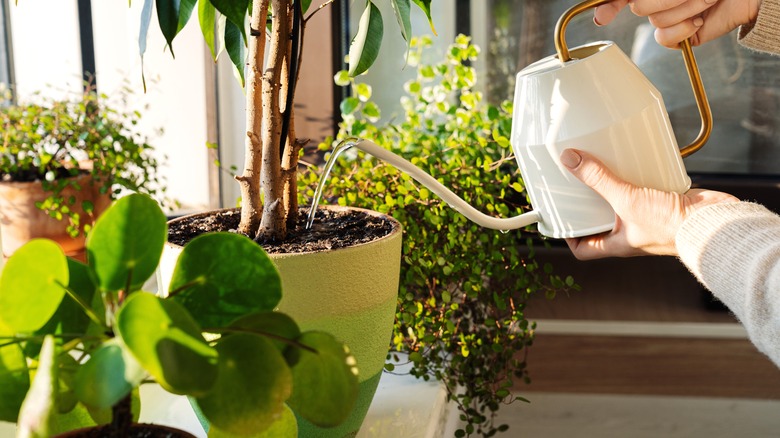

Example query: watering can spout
[352,139,542,231]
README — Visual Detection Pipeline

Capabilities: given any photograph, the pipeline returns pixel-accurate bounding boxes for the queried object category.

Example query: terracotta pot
[0,173,111,260]
[55,423,197,437]
[159,206,403,437]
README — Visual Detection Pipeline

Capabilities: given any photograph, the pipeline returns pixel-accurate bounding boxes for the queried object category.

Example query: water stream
[306,138,358,229]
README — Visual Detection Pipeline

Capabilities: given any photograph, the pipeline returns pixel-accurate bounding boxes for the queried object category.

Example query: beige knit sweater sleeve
[739,0,780,53]
[677,203,780,366]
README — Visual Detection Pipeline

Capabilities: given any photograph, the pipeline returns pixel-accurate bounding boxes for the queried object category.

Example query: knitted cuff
[739,0,780,55]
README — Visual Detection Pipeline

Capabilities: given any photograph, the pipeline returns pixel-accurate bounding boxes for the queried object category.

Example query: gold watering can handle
[554,0,713,157]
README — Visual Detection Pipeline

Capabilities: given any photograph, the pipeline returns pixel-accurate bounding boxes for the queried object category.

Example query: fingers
[653,18,703,47]
[646,0,717,47]
[559,149,629,206]
[627,0,688,16]
[648,0,716,27]
[594,0,629,26]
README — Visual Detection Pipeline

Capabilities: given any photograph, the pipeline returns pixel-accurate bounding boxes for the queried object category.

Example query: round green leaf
[228,312,301,356]
[29,259,98,357]
[287,332,359,427]
[87,194,167,292]
[196,334,292,436]
[208,403,297,438]
[169,233,282,328]
[73,338,146,410]
[0,239,68,333]
[116,293,217,396]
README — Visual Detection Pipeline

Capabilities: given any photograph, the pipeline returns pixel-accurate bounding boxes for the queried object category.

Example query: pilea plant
[143,0,436,242]
[0,87,167,237]
[0,193,358,437]
[301,35,578,437]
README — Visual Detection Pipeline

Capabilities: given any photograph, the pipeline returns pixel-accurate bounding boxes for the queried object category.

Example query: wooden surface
[516,247,780,399]
[521,334,780,399]
[524,247,734,323]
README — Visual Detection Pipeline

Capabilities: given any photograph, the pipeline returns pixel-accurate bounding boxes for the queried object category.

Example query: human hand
[559,148,739,259]
[594,0,762,48]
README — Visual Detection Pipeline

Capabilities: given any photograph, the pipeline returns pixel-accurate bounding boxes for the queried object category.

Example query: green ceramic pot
[159,206,402,437]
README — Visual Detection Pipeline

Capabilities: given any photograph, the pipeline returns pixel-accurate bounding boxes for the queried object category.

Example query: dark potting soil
[58,423,195,438]
[167,207,396,254]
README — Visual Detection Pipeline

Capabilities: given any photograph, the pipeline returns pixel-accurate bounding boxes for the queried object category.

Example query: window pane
[482,0,780,176]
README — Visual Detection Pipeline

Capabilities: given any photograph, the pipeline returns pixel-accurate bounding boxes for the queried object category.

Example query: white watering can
[333,0,712,238]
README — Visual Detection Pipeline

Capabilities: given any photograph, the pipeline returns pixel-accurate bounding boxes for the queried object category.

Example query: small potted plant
[0,87,167,261]
[0,193,359,437]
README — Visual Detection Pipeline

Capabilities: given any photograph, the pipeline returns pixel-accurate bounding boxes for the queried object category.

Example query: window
[477,0,780,179]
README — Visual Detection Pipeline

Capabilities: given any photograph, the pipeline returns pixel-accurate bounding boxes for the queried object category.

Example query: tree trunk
[282,5,305,231]
[256,0,290,242]
[236,0,270,236]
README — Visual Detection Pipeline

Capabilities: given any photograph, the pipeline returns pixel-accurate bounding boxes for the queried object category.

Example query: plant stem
[236,0,270,237]
[58,281,105,328]
[256,0,290,241]
[204,326,317,353]
[109,393,133,437]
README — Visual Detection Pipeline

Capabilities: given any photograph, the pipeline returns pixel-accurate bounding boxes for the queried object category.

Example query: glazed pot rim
[165,205,402,256]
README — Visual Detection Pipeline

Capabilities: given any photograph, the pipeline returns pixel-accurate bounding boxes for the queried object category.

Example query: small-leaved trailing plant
[0,193,359,437]
[301,35,579,437]
[0,86,169,237]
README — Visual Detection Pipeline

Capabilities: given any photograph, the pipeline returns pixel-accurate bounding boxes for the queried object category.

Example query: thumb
[559,148,629,205]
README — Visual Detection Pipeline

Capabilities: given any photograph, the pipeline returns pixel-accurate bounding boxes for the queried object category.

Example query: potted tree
[0,193,359,437]
[0,87,167,261]
[143,1,436,435]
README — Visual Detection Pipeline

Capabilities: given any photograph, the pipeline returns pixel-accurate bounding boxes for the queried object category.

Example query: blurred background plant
[0,84,170,237]
[300,35,578,437]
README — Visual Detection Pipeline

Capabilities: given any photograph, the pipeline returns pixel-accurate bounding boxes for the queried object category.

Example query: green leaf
[86,194,167,292]
[0,240,68,333]
[391,0,412,42]
[198,0,218,60]
[16,336,57,438]
[227,312,301,356]
[196,334,292,435]
[179,0,198,31]
[334,70,351,87]
[0,343,30,422]
[208,403,297,437]
[348,1,384,77]
[411,0,436,35]
[116,293,217,396]
[287,332,359,427]
[43,258,97,337]
[210,0,248,42]
[73,338,146,410]
[340,97,360,115]
[139,0,154,90]
[355,82,372,102]
[169,233,282,329]
[224,18,246,87]
[156,0,195,57]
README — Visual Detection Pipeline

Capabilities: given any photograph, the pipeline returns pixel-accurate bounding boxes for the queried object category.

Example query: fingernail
[560,149,582,169]
[693,17,704,27]
[593,16,603,27]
